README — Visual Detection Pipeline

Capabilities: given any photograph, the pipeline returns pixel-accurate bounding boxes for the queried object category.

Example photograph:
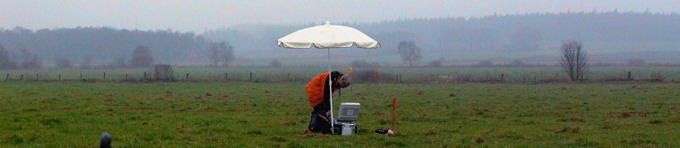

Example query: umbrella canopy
[277,22,379,134]
[277,21,380,49]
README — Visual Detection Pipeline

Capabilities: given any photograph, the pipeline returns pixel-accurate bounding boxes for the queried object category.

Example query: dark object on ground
[375,128,389,134]
[100,133,111,148]
[308,105,332,134]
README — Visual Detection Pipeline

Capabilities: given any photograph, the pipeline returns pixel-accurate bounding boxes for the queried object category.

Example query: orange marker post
[392,98,397,133]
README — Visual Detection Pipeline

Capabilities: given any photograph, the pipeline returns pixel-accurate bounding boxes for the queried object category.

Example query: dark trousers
[308,104,332,134]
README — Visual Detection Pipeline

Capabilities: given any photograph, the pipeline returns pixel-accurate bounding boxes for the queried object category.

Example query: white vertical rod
[328,48,335,134]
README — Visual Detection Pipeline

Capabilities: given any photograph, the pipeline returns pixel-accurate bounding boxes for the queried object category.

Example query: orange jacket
[306,72,333,107]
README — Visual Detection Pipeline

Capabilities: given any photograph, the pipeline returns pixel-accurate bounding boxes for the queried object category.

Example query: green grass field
[1,82,679,147]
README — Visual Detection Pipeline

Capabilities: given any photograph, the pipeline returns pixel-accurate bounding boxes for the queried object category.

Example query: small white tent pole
[328,48,335,134]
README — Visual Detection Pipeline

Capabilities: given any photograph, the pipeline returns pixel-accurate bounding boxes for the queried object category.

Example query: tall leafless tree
[559,40,588,81]
[397,41,422,67]
[130,45,154,68]
[207,42,235,67]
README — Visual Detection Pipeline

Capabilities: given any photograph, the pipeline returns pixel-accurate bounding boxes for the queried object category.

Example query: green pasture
[1,82,679,147]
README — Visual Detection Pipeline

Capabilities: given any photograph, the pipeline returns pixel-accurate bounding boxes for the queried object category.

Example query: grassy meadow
[1,81,679,147]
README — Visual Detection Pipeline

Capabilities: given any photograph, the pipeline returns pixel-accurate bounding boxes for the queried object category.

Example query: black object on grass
[100,133,111,148]
[375,128,389,134]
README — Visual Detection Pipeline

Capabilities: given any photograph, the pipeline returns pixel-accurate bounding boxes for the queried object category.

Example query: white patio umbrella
[277,21,380,132]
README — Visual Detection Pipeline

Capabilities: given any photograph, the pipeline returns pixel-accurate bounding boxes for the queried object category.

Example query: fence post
[36,73,39,81]
[500,74,505,82]
[143,72,147,81]
[80,73,83,80]
[225,73,228,81]
[185,73,189,81]
[125,74,128,81]
[5,73,8,82]
[59,74,61,81]
[103,72,106,81]
[627,71,632,80]
[250,72,253,81]
[20,74,23,81]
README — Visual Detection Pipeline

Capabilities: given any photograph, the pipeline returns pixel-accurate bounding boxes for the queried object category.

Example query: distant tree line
[0,27,242,69]
[0,27,211,66]
[203,12,680,62]
[0,44,41,69]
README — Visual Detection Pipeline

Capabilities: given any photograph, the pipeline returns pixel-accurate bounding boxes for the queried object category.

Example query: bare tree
[270,59,282,68]
[130,45,154,68]
[397,41,422,67]
[207,42,235,67]
[81,55,93,69]
[153,64,174,81]
[0,44,17,69]
[19,48,41,69]
[56,58,73,69]
[208,44,220,66]
[559,40,588,81]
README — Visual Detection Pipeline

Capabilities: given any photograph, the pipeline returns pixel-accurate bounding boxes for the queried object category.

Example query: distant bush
[475,60,494,67]
[153,64,174,81]
[270,59,282,68]
[627,59,647,67]
[56,58,73,69]
[352,69,392,83]
[508,59,525,67]
[427,60,443,67]
[350,59,380,68]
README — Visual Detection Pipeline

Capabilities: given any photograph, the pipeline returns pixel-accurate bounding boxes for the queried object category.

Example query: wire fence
[2,68,678,84]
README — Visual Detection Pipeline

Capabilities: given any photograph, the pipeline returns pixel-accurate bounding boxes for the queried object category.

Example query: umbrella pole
[327,48,335,134]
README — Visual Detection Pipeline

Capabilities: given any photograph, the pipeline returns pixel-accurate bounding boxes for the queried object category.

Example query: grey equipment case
[333,102,360,136]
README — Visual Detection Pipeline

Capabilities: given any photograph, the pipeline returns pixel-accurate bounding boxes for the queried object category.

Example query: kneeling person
[305,71,351,134]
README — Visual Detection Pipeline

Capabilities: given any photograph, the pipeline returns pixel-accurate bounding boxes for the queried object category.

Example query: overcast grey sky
[1,0,678,32]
